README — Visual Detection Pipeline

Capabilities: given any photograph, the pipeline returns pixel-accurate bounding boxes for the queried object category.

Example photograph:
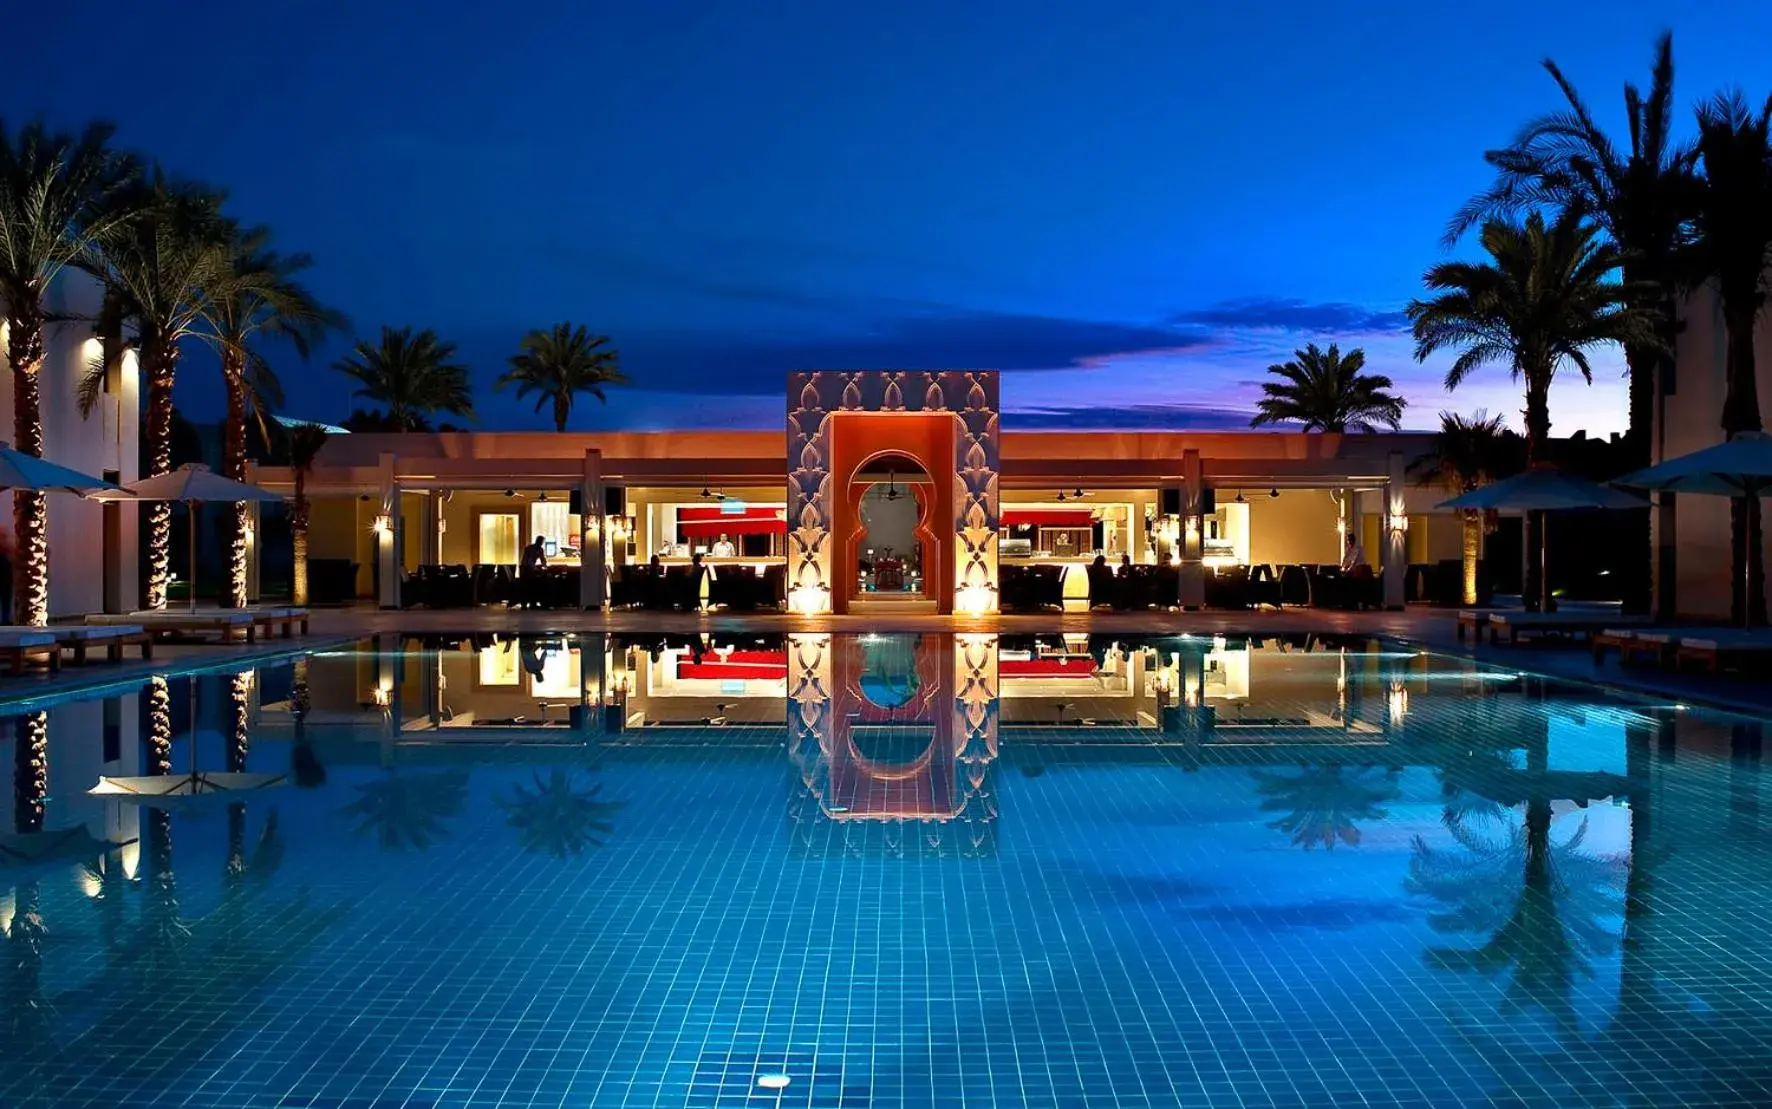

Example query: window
[529,502,571,557]
[478,513,520,565]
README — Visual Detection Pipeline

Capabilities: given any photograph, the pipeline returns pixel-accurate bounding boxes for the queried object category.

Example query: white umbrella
[1438,467,1646,613]
[101,463,286,612]
[1615,431,1772,626]
[0,441,129,495]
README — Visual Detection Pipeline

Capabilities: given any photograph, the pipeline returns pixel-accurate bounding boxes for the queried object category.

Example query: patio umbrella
[103,463,286,612]
[1615,431,1772,626]
[0,441,128,495]
[1438,467,1646,612]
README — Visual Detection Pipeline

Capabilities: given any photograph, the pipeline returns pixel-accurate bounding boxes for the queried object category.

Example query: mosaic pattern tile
[1,635,1770,1107]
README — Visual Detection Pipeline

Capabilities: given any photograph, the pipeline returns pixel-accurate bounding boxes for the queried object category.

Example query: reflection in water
[1253,765,1399,850]
[497,768,623,857]
[8,634,1772,1106]
[337,770,469,852]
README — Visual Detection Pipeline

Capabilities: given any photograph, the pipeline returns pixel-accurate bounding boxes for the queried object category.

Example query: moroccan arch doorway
[786,371,1000,615]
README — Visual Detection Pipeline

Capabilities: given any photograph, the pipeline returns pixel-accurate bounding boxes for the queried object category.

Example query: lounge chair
[0,627,60,673]
[1673,629,1772,674]
[246,605,310,638]
[1456,608,1513,642]
[50,623,152,664]
[86,610,258,643]
[1486,611,1652,646]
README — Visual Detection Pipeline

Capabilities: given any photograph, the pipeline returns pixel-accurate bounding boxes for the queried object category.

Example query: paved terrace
[3,606,1769,717]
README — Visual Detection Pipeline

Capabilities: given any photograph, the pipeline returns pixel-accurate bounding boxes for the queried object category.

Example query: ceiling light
[1269,488,1280,499]
[1233,491,1246,504]
[1073,487,1085,499]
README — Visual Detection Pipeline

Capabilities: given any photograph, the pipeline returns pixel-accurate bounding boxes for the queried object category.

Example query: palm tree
[285,423,330,606]
[86,175,233,609]
[496,768,623,857]
[1685,91,1772,626]
[1251,764,1398,850]
[203,229,340,608]
[1447,32,1697,464]
[1419,411,1516,605]
[337,769,468,852]
[497,322,627,432]
[1409,210,1658,610]
[333,325,474,430]
[1248,343,1405,432]
[0,120,138,625]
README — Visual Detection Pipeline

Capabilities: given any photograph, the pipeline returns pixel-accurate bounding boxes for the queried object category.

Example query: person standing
[519,535,548,608]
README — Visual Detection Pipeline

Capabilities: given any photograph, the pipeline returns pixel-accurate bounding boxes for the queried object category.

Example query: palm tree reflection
[338,770,469,852]
[1407,801,1625,1034]
[1252,764,1399,850]
[497,768,623,857]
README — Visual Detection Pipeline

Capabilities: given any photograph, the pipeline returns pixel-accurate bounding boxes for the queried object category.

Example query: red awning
[676,649,787,681]
[1002,510,1095,528]
[678,506,787,536]
[1000,657,1097,677]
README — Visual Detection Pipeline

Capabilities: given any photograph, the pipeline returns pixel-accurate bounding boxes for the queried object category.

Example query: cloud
[613,311,1213,395]
[1171,297,1410,334]
[1003,403,1260,431]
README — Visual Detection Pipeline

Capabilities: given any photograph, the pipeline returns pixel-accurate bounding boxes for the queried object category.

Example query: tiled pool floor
[3,632,1771,1107]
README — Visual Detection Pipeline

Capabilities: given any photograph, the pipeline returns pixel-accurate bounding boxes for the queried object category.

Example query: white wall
[0,269,141,617]
[1660,279,1772,621]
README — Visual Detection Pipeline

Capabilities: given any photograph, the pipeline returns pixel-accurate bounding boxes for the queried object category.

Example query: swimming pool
[3,631,1769,1107]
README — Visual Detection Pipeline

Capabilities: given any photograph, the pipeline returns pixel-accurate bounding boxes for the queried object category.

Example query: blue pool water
[3,631,1771,1107]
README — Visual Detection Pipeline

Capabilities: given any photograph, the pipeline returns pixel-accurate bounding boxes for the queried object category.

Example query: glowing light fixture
[371,513,392,535]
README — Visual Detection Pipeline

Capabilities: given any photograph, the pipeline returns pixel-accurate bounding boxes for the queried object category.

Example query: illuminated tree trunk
[292,469,310,606]
[143,340,180,609]
[1461,508,1481,606]
[222,347,250,608]
[7,310,50,626]
[12,711,48,834]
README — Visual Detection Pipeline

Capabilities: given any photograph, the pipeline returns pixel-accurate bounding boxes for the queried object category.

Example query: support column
[1178,450,1205,609]
[1382,451,1407,610]
[580,449,606,610]
[1652,491,1677,621]
[375,452,401,609]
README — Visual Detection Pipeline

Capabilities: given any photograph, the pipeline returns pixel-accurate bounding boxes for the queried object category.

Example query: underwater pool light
[757,1074,791,1090]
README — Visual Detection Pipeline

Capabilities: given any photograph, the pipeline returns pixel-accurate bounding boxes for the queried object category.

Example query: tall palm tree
[1248,343,1405,432]
[497,768,624,857]
[285,423,330,606]
[0,120,138,625]
[203,229,339,608]
[1447,32,1697,464]
[1685,91,1772,626]
[1420,411,1516,605]
[497,322,627,432]
[1409,210,1659,609]
[333,325,474,431]
[87,175,233,609]
[1447,34,1699,618]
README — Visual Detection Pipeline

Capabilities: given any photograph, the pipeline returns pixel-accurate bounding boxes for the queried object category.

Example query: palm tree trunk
[143,340,180,610]
[292,472,311,607]
[12,711,47,835]
[1723,306,1766,626]
[1461,509,1481,606]
[554,394,569,433]
[222,349,249,609]
[1523,374,1551,611]
[7,309,50,626]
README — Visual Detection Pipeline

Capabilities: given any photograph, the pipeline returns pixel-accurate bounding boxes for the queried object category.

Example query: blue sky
[8,1,1772,433]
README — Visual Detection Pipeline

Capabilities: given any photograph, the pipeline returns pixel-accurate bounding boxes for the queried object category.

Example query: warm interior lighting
[371,513,392,535]
[787,584,831,614]
[1387,512,1410,533]
[955,583,997,615]
[1388,681,1409,722]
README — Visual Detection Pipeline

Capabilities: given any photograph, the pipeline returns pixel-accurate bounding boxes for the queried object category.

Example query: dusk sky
[8,1,1772,434]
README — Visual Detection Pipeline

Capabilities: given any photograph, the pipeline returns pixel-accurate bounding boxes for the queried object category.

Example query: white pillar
[1178,450,1205,609]
[579,449,606,610]
[1382,451,1407,610]
[376,452,401,609]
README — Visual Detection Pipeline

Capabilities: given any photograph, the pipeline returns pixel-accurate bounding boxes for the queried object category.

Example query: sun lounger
[86,610,258,643]
[1455,609,1509,642]
[1591,628,1679,665]
[49,623,153,664]
[0,627,60,673]
[246,605,310,638]
[1486,611,1652,646]
[1673,629,1772,674]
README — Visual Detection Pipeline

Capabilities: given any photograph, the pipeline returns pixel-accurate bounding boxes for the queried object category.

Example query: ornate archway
[787,371,999,615]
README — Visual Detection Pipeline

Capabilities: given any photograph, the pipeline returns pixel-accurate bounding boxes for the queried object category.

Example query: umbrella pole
[189,502,199,614]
